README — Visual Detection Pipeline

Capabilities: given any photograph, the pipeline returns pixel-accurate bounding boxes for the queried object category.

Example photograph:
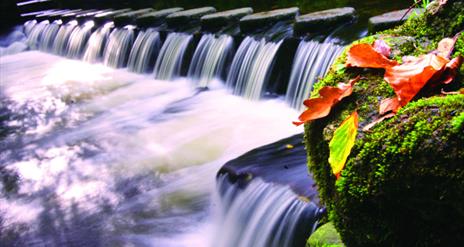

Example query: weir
[0,4,374,246]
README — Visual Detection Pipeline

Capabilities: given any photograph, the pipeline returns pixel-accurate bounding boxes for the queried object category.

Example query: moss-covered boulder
[307,222,344,247]
[303,1,464,246]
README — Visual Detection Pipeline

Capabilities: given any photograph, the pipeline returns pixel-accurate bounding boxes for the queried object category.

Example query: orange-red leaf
[346,43,398,69]
[293,76,360,126]
[384,54,450,106]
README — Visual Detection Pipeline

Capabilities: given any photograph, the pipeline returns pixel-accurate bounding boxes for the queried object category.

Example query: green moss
[304,1,464,246]
[307,222,345,247]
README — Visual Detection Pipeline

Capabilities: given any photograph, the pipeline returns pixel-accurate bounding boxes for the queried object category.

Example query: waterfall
[103,27,135,68]
[66,20,95,59]
[27,20,49,49]
[215,175,319,247]
[83,22,113,63]
[38,21,61,52]
[127,29,161,73]
[24,20,37,37]
[153,33,192,80]
[52,20,78,56]
[285,41,344,110]
[187,34,234,87]
[226,37,282,100]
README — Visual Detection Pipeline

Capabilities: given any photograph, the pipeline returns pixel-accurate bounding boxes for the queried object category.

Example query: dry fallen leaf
[293,76,360,126]
[373,39,391,57]
[379,97,401,115]
[346,43,398,69]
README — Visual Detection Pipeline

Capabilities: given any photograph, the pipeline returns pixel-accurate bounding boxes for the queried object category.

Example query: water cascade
[52,20,78,55]
[215,175,319,247]
[103,27,135,68]
[66,20,95,59]
[127,29,161,73]
[83,22,113,63]
[24,20,37,36]
[26,20,49,49]
[153,33,193,80]
[285,41,344,109]
[187,34,234,87]
[38,21,61,52]
[226,37,282,100]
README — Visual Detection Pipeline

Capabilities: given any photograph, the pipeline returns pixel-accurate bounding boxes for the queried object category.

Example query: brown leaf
[440,56,463,85]
[384,54,449,106]
[436,38,455,58]
[293,76,360,126]
[346,43,398,69]
[379,97,401,115]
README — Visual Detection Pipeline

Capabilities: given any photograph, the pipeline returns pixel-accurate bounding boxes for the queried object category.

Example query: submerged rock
[294,7,356,34]
[166,7,216,28]
[239,7,299,33]
[135,8,184,28]
[303,1,464,246]
[368,8,424,33]
[201,7,253,31]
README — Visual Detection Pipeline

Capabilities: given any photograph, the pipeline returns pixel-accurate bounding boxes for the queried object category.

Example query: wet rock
[113,8,154,27]
[240,7,299,33]
[93,9,132,25]
[135,8,184,28]
[294,7,356,34]
[201,7,253,31]
[368,8,424,34]
[166,7,216,28]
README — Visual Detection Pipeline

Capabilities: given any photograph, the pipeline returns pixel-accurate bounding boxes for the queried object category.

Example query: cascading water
[187,34,234,88]
[83,22,113,63]
[214,175,319,247]
[39,21,62,52]
[66,20,95,59]
[127,29,161,73]
[103,27,135,68]
[226,37,282,100]
[24,20,37,36]
[52,20,78,56]
[285,40,344,110]
[153,33,193,80]
[27,20,49,49]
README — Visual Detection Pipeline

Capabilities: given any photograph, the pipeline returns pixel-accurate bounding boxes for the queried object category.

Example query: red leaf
[384,54,450,106]
[435,38,455,58]
[346,43,398,69]
[363,112,396,132]
[379,97,401,115]
[293,76,360,126]
[373,39,391,57]
[440,56,463,85]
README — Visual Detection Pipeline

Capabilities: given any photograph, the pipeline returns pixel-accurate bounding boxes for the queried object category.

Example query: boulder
[201,7,253,31]
[166,7,216,28]
[307,222,344,247]
[368,8,424,34]
[113,8,154,27]
[135,8,184,28]
[239,7,299,33]
[294,7,356,34]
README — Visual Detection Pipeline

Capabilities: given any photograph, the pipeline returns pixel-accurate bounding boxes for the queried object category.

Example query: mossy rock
[304,1,464,246]
[307,222,345,247]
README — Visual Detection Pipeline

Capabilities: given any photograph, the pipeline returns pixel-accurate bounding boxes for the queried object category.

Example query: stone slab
[113,8,154,26]
[166,7,217,27]
[201,7,253,30]
[294,7,356,33]
[239,7,299,33]
[136,8,184,27]
[368,8,425,33]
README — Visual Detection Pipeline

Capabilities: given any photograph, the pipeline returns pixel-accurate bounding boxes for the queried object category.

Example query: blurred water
[0,51,302,246]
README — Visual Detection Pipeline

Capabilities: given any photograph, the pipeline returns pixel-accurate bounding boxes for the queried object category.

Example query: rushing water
[103,27,135,68]
[285,40,344,110]
[0,50,304,246]
[127,29,161,74]
[153,33,193,81]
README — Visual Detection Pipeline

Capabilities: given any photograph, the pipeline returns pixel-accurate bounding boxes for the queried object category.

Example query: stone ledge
[368,8,424,33]
[240,7,299,33]
[201,7,253,30]
[136,8,184,27]
[113,8,154,27]
[166,7,217,27]
[294,7,356,34]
